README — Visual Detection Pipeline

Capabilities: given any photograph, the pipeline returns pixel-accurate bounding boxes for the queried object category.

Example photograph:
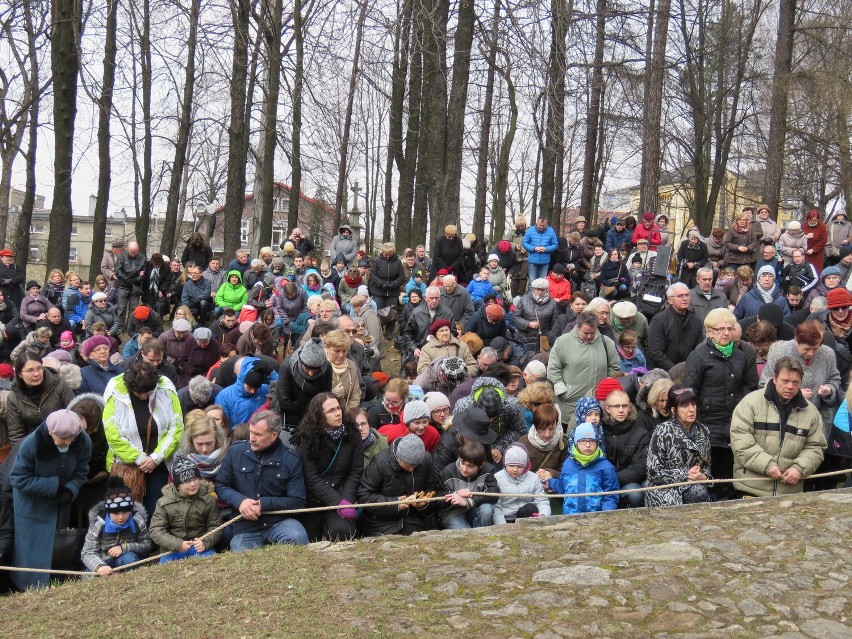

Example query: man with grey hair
[646,281,704,370]
[689,267,727,323]
[215,409,308,551]
[177,374,222,415]
[401,285,454,360]
[415,244,432,277]
[441,274,475,332]
[115,240,147,323]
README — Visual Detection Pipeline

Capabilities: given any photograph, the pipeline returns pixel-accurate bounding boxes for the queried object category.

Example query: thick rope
[1,468,849,578]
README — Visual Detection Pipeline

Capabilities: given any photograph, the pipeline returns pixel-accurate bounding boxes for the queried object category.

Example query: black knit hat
[104,476,134,512]
[171,455,201,486]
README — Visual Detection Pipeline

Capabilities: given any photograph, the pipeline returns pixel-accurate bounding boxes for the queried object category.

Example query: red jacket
[377,422,441,453]
[805,221,827,270]
[547,272,573,302]
[631,223,662,247]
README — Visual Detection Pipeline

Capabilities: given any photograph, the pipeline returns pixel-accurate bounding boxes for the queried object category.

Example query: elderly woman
[723,212,759,269]
[637,377,674,427]
[10,409,91,589]
[323,329,361,412]
[759,319,842,437]
[780,248,818,296]
[78,335,125,395]
[513,278,558,354]
[178,327,222,387]
[734,265,790,320]
[104,360,184,517]
[683,308,757,494]
[417,319,478,376]
[644,385,713,507]
[368,242,405,310]
[7,352,76,445]
[580,297,616,342]
[777,221,807,261]
[676,230,708,288]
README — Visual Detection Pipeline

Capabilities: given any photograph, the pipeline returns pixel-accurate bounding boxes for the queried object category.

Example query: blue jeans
[159,547,216,563]
[621,482,644,508]
[230,518,309,552]
[442,503,494,530]
[528,262,549,285]
[90,551,141,572]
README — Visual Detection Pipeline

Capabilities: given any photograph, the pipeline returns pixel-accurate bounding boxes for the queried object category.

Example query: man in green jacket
[730,356,826,497]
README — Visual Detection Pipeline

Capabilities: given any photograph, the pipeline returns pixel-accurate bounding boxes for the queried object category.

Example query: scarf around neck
[527,424,559,452]
[712,339,734,358]
[344,274,362,288]
[187,449,224,478]
[325,425,346,441]
[104,513,138,534]
[572,445,603,466]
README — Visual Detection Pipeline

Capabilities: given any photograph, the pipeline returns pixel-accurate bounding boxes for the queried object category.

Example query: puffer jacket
[730,385,827,496]
[522,225,559,265]
[605,226,632,252]
[368,252,405,298]
[84,302,121,337]
[601,408,652,486]
[292,425,364,508]
[329,225,358,264]
[683,340,758,447]
[487,264,508,296]
[513,292,558,353]
[7,369,76,445]
[357,440,445,536]
[549,453,620,514]
[18,294,53,328]
[149,483,222,552]
[275,286,307,330]
[494,466,550,523]
[465,277,495,302]
[777,229,807,260]
[733,285,790,320]
[81,500,151,571]
[216,356,277,426]
[214,270,247,310]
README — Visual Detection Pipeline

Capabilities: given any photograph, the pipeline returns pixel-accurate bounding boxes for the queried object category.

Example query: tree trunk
[395,3,421,249]
[639,0,671,219]
[492,54,517,244]
[763,0,796,221]
[160,0,200,258]
[473,0,501,241]
[133,0,153,253]
[637,0,654,214]
[579,0,607,221]
[333,0,368,232]
[90,0,118,280]
[287,0,303,233]
[223,0,251,261]
[46,0,81,272]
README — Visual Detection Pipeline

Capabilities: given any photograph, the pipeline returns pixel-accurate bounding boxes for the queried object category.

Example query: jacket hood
[227,269,243,284]
[235,356,277,397]
[67,392,106,412]
[471,376,507,395]
[338,225,353,235]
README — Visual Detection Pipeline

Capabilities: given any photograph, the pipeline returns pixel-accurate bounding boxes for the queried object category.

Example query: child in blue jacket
[466,267,496,304]
[549,422,620,515]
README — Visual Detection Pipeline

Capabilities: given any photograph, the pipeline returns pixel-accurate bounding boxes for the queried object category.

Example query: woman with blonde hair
[516,380,557,428]
[180,409,227,482]
[642,378,675,427]
[324,329,361,411]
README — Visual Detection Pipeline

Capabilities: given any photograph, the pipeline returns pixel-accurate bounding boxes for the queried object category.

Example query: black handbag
[52,527,87,571]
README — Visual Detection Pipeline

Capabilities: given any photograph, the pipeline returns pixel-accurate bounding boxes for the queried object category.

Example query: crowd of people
[0,211,850,591]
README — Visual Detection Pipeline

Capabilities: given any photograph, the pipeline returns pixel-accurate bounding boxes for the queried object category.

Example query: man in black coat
[0,249,24,306]
[601,390,651,507]
[432,225,464,275]
[400,286,454,360]
[115,241,147,323]
[35,307,73,347]
[646,282,704,371]
[277,338,332,430]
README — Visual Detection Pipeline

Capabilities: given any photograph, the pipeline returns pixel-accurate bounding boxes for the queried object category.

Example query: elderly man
[441,275,475,333]
[647,282,704,371]
[100,237,124,286]
[522,217,558,283]
[0,248,24,305]
[415,245,432,278]
[177,327,221,387]
[608,300,648,349]
[514,278,558,354]
[731,356,826,497]
[115,241,147,322]
[689,267,728,323]
[181,265,213,323]
[216,410,308,550]
[548,310,620,429]
[177,375,223,415]
[400,285,454,360]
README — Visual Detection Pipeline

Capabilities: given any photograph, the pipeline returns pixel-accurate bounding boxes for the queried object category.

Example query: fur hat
[394,434,425,466]
[444,224,458,236]
[59,363,82,390]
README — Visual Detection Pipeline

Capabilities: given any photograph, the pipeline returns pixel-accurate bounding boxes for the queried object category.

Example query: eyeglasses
[431,407,450,415]
[342,328,359,335]
[607,403,629,410]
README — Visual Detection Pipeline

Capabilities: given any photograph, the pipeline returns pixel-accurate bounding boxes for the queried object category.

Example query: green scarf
[572,445,603,466]
[712,339,734,359]
[612,316,629,332]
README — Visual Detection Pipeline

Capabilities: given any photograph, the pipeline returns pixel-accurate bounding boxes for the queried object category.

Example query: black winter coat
[357,441,445,536]
[368,253,405,298]
[432,236,463,274]
[293,425,364,507]
[277,354,333,429]
[676,240,709,271]
[400,302,454,352]
[646,306,704,371]
[181,244,214,272]
[602,411,652,486]
[682,339,758,447]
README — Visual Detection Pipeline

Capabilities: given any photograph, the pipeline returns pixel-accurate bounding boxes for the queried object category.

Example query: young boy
[549,422,620,515]
[617,330,647,373]
[149,456,223,563]
[439,441,500,529]
[81,478,152,575]
[466,267,496,304]
[493,443,551,524]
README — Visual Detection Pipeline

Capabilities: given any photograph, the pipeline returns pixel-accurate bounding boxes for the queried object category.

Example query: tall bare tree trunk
[579,0,607,221]
[639,0,671,218]
[132,0,153,253]
[160,0,201,257]
[492,56,517,244]
[637,0,654,214]
[223,0,251,260]
[762,0,796,221]
[287,0,303,232]
[46,0,81,271]
[90,0,118,280]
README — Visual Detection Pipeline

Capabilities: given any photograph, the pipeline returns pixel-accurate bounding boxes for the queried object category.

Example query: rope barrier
[1,468,848,579]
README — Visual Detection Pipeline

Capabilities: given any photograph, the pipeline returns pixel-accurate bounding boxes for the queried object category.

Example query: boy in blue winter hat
[549,422,620,515]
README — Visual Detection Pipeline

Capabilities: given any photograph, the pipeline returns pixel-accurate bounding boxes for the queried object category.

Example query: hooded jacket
[80,500,150,572]
[452,377,527,454]
[549,450,620,515]
[277,348,332,428]
[216,356,277,426]
[149,482,223,552]
[733,284,790,320]
[438,460,499,525]
[329,225,358,264]
[214,270,248,311]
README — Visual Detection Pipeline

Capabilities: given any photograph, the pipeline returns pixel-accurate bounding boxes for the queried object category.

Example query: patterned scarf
[362,429,376,448]
[526,424,559,452]
[829,310,852,339]
[186,449,224,479]
[325,425,346,441]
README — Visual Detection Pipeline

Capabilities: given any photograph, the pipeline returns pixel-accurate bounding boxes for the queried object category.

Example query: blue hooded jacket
[549,453,620,515]
[216,356,279,426]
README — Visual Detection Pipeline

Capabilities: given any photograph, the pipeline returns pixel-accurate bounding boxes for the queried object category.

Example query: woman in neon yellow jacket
[214,270,248,312]
[103,360,183,518]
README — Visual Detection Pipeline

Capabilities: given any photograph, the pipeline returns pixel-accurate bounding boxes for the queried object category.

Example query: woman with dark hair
[644,385,712,507]
[676,230,708,288]
[7,353,75,445]
[103,360,184,517]
[181,232,214,272]
[144,253,171,312]
[291,393,363,541]
[596,248,629,299]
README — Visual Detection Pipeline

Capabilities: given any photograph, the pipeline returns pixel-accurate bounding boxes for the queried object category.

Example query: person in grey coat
[329,225,358,265]
[115,241,147,322]
[513,279,558,354]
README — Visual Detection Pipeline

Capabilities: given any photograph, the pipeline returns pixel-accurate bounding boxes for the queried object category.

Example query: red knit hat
[594,376,623,401]
[497,240,512,254]
[134,305,151,321]
[642,212,655,221]
[826,287,852,309]
[485,303,505,322]
[429,318,452,337]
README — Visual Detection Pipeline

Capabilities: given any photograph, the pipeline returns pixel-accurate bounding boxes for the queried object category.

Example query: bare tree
[578,0,607,221]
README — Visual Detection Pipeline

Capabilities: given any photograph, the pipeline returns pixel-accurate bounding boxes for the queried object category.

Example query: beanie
[594,377,623,401]
[429,318,452,337]
[821,266,843,280]
[81,335,112,358]
[475,387,503,418]
[757,265,776,279]
[757,303,784,327]
[408,384,425,401]
[496,240,512,254]
[826,287,852,309]
[171,455,201,486]
[552,263,566,275]
[485,303,505,322]
[60,330,74,342]
[403,400,430,425]
[840,245,852,259]
[133,305,151,321]
[103,476,134,513]
[423,391,450,414]
[244,368,267,390]
[487,254,499,263]
[46,409,84,438]
[299,338,327,369]
[642,212,655,221]
[503,443,530,469]
[531,278,549,290]
[47,350,73,364]
[394,434,425,466]
[193,327,213,341]
[0,363,13,379]
[574,422,599,442]
[439,356,467,383]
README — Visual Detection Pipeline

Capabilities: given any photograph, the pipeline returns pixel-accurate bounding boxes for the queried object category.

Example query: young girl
[617,330,647,373]
[548,422,620,515]
[204,404,231,432]
[59,330,76,351]
[149,456,222,563]
[493,443,551,524]
[81,477,151,575]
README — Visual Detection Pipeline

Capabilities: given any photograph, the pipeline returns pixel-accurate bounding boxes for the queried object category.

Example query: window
[240,219,250,244]
[69,247,78,263]
[30,224,45,234]
[29,246,39,261]
[71,224,78,235]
